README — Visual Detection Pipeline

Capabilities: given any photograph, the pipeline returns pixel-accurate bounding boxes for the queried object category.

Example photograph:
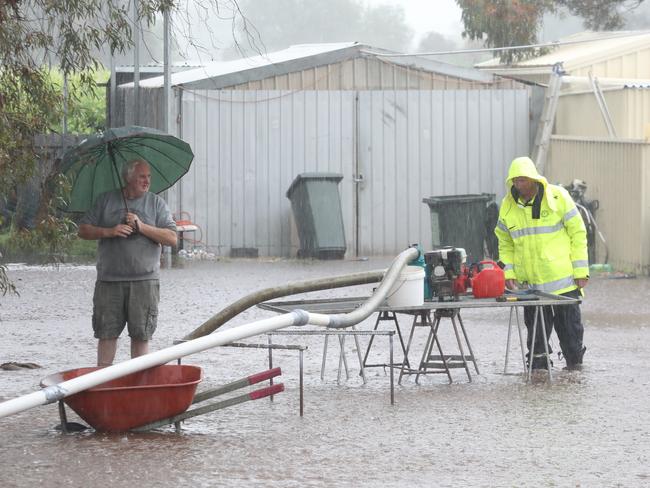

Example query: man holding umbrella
[78,159,177,366]
[62,126,193,365]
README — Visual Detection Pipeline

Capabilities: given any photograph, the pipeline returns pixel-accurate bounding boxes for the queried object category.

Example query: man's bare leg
[131,339,149,358]
[97,338,118,366]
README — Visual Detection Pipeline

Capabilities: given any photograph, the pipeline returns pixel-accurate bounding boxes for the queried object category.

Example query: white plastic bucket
[386,266,425,307]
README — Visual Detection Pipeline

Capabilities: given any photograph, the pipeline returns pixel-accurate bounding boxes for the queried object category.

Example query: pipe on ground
[182,270,386,340]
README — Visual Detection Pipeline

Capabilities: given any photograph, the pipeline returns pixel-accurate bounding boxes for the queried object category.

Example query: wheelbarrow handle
[249,383,284,400]
[192,367,282,404]
[132,383,286,432]
[248,367,282,385]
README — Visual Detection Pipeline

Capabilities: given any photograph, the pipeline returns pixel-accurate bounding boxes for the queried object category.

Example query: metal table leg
[321,335,328,380]
[450,313,472,382]
[351,325,368,384]
[516,307,527,371]
[299,349,304,417]
[540,306,553,381]
[527,305,553,382]
[336,335,350,384]
[504,306,515,374]
[389,333,394,405]
[456,312,479,375]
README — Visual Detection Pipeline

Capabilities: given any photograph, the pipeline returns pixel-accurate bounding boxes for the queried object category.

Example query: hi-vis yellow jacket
[495,157,589,295]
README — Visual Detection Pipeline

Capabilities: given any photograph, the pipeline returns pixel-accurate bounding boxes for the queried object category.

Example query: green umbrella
[60,126,194,213]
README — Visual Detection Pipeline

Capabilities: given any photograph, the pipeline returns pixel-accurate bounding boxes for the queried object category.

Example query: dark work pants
[523,289,584,363]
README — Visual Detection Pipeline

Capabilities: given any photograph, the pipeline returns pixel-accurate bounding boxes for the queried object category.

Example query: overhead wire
[361,30,650,58]
[155,30,650,101]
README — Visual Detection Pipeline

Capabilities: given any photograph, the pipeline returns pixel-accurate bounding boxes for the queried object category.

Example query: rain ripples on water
[1,259,649,487]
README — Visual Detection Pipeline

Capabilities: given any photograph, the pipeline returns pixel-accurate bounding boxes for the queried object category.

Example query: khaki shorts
[92,280,159,341]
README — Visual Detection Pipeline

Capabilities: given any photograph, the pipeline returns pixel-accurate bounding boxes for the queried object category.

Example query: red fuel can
[471,260,505,298]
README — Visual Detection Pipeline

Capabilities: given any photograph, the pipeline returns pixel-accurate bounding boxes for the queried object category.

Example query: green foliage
[0,1,173,204]
[0,232,16,296]
[5,216,76,259]
[2,173,77,260]
[0,68,60,200]
[456,0,646,63]
[0,0,178,281]
[48,69,110,134]
[0,229,96,263]
[0,173,95,261]
[67,235,98,259]
[457,0,549,63]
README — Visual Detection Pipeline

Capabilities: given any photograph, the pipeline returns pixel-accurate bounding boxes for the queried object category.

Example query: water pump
[424,247,466,301]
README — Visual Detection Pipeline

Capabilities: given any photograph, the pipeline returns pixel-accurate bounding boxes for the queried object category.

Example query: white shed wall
[167,89,529,257]
[556,88,650,139]
[571,45,650,79]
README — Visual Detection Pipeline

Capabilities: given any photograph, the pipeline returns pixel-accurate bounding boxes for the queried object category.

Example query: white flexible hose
[0,247,419,420]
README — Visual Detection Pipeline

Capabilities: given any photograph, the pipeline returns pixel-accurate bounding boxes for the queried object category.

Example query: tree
[0,1,170,197]
[416,33,493,68]
[0,1,169,270]
[51,69,110,134]
[456,0,646,63]
[0,0,256,300]
[0,1,251,245]
[226,0,414,57]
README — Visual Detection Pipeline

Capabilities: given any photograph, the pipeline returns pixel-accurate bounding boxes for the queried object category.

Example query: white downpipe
[0,247,419,420]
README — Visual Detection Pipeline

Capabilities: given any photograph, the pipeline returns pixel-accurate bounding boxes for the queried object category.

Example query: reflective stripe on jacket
[495,157,589,295]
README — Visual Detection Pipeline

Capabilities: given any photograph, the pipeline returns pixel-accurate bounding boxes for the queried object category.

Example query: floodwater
[1,257,649,487]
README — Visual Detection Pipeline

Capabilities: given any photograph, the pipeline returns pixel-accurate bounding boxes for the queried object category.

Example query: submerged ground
[0,257,648,487]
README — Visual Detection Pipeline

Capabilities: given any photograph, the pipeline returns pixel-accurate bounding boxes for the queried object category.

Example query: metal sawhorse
[398,308,479,384]
[362,311,411,371]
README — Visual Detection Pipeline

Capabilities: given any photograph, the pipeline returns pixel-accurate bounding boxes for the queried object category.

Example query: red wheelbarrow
[40,365,284,433]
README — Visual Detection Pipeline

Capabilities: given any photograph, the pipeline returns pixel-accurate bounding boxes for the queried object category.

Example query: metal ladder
[532,63,564,174]
[588,71,617,138]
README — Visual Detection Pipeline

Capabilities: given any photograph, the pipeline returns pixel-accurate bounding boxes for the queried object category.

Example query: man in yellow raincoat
[495,157,589,370]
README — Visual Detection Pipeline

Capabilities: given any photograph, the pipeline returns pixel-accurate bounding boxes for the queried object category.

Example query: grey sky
[132,0,650,67]
[358,0,650,49]
[364,0,463,41]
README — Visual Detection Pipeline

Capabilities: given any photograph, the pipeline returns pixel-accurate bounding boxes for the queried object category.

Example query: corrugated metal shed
[548,136,650,273]
[476,30,650,85]
[556,83,650,139]
[113,42,530,258]
[163,88,529,258]
[110,63,202,86]
[115,43,524,129]
[134,42,505,90]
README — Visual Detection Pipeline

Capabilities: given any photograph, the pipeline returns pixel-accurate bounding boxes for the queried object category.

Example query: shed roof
[115,63,204,74]
[476,30,650,76]
[133,42,498,90]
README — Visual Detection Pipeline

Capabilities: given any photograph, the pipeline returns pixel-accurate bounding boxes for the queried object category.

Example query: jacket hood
[506,157,548,190]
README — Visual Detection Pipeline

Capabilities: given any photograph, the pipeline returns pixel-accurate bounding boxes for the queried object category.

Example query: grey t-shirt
[80,190,176,281]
